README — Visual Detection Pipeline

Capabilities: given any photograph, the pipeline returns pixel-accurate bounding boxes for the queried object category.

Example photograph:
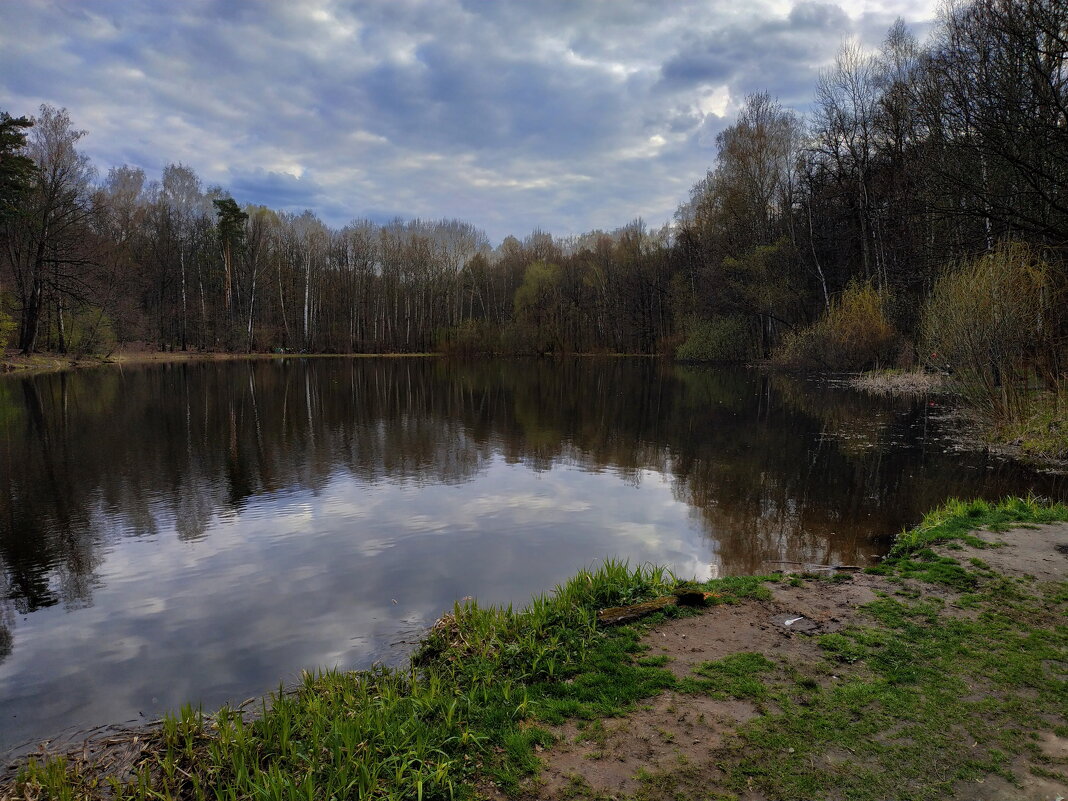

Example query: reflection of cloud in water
[0,593,12,665]
[0,459,717,751]
[0,359,1062,753]
[466,492,593,515]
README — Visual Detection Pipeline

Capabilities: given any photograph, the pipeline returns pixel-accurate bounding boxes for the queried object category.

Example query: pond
[0,357,1063,753]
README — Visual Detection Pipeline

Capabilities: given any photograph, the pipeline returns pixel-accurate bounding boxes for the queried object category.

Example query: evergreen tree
[0,112,35,221]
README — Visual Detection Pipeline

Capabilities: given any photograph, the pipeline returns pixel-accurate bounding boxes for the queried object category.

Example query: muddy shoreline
[525,523,1068,800]
[0,349,440,378]
[5,501,1067,800]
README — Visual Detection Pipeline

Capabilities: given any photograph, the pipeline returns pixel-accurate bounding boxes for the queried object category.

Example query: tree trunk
[179,248,188,351]
[246,268,257,353]
[303,254,310,349]
[56,298,66,353]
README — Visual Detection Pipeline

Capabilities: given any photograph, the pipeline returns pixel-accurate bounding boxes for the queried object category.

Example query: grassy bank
[9,498,1068,800]
[887,495,1068,556]
[10,563,769,800]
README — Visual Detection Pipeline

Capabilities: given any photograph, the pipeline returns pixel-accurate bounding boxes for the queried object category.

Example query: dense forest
[0,1,1065,422]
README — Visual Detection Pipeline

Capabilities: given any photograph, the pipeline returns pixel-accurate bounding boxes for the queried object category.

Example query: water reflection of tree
[0,378,101,612]
[0,359,1061,644]
[0,572,13,663]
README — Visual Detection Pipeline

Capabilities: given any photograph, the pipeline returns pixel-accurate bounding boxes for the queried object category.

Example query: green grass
[681,652,776,701]
[706,574,1068,801]
[889,495,1068,556]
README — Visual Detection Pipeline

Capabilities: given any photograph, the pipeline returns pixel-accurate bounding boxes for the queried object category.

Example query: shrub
[675,315,755,362]
[921,241,1066,423]
[50,306,117,356]
[772,280,897,370]
[0,309,14,352]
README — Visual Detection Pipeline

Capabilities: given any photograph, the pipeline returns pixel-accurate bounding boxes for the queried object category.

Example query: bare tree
[5,105,96,354]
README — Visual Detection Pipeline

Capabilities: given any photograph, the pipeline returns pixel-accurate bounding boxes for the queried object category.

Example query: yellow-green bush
[513,261,567,354]
[922,241,1066,423]
[772,281,897,370]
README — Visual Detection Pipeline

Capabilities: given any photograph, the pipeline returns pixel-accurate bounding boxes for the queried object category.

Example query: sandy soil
[953,524,1068,583]
[524,575,886,800]
[523,525,1068,801]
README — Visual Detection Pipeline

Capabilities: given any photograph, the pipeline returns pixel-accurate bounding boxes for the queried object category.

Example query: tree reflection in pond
[0,359,1061,751]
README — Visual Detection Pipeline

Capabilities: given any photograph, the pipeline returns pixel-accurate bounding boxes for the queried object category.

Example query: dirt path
[523,525,1068,801]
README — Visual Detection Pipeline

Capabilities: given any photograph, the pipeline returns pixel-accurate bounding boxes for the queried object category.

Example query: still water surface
[0,358,1063,751]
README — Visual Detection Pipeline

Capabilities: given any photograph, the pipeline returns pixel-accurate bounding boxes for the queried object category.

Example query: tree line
[0,0,1065,372]
[0,106,674,357]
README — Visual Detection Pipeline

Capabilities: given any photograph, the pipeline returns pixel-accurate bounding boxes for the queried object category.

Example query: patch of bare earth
[650,574,881,680]
[952,755,1068,801]
[522,526,1068,801]
[523,692,756,800]
[937,523,1068,583]
[523,574,889,800]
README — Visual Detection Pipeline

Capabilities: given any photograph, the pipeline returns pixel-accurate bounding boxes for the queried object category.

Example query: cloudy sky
[1,0,938,242]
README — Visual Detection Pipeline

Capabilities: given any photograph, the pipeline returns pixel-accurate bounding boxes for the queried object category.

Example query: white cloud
[0,0,939,240]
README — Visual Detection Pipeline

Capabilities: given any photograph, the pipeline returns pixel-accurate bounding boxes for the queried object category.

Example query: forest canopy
[0,0,1064,377]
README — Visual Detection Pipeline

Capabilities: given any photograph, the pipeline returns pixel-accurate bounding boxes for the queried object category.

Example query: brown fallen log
[596,596,677,626]
[596,590,720,626]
